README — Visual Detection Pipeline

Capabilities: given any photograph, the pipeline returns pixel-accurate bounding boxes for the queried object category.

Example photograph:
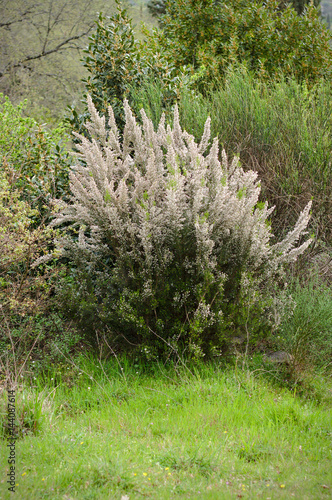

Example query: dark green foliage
[67,3,141,137]
[291,0,320,15]
[56,243,224,361]
[147,0,167,18]
[57,250,276,362]
[158,0,331,89]
[67,1,182,138]
[82,7,141,130]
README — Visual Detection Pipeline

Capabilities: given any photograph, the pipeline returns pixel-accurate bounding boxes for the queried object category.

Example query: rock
[230,335,246,345]
[264,351,293,364]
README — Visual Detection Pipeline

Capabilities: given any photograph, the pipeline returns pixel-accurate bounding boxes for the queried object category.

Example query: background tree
[147,0,322,19]
[156,0,331,89]
[147,0,167,17]
[0,0,117,121]
[68,1,183,137]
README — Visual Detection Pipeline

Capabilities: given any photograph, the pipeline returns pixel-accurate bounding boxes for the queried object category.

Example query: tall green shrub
[68,1,183,137]
[48,97,312,360]
[0,94,71,222]
[0,168,80,373]
[157,0,332,89]
[147,0,321,19]
[0,95,79,374]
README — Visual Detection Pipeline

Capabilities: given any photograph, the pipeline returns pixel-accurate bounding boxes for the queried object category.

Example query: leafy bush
[68,1,183,137]
[147,0,321,20]
[48,97,312,361]
[0,174,52,317]
[157,0,332,90]
[0,96,81,380]
[0,169,82,381]
[0,93,71,222]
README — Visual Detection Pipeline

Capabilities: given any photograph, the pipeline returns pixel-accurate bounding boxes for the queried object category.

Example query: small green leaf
[104,189,112,202]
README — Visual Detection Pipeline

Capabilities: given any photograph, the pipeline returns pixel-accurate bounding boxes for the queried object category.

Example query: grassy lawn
[1,356,331,499]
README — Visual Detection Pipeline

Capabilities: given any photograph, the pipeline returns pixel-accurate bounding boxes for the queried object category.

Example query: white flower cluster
[50,95,312,283]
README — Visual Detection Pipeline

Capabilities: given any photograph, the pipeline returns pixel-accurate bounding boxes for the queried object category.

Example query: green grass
[1,356,331,499]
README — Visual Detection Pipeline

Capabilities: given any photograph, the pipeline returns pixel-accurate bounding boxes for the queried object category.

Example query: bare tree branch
[0,26,94,78]
[0,0,116,117]
[0,8,35,29]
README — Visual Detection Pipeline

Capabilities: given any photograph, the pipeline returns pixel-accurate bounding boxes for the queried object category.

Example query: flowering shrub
[50,97,312,360]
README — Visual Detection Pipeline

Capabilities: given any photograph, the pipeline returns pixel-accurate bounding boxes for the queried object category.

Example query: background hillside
[0,0,155,122]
